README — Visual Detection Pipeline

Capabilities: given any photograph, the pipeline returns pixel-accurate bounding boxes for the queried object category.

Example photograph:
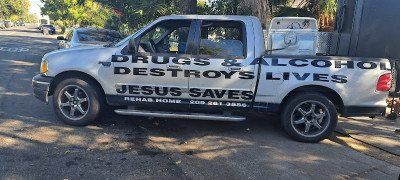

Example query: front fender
[45,47,121,95]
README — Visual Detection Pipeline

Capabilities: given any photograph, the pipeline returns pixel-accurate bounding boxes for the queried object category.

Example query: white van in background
[37,15,50,30]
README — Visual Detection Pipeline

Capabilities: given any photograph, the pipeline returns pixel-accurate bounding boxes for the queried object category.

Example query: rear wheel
[52,77,103,126]
[281,92,337,143]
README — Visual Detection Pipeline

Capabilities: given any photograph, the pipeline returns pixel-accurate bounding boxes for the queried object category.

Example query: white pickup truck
[32,15,392,142]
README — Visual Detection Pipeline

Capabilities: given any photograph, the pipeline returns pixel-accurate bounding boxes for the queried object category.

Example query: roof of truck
[156,15,260,22]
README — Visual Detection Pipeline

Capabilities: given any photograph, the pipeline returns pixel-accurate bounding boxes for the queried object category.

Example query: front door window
[139,20,192,54]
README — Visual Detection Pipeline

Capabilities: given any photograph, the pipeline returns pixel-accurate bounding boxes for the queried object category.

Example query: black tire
[281,92,338,143]
[52,77,104,126]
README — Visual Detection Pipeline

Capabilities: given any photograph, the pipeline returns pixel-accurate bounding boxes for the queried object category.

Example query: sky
[29,0,43,15]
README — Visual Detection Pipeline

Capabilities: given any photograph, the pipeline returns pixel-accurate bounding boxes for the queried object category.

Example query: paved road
[0,26,399,179]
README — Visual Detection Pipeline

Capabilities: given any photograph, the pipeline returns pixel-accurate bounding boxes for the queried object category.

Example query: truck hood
[43,46,116,61]
[44,45,121,77]
[77,41,111,46]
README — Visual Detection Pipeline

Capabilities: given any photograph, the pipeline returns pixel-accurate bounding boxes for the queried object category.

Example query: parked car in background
[20,22,25,26]
[14,22,19,26]
[41,25,56,34]
[57,28,124,49]
[4,20,12,28]
[0,19,5,29]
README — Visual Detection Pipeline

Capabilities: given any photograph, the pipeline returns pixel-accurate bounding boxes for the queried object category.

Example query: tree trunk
[240,0,269,29]
[180,0,197,14]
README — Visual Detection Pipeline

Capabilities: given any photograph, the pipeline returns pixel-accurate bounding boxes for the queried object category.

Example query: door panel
[188,20,256,110]
[112,20,196,108]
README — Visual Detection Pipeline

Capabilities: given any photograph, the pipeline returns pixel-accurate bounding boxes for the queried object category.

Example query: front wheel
[52,77,103,126]
[281,92,338,143]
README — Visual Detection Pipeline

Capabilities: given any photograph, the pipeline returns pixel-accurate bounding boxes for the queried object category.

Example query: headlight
[40,59,48,75]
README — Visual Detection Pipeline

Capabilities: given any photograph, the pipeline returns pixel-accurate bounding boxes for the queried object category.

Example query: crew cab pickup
[32,15,392,142]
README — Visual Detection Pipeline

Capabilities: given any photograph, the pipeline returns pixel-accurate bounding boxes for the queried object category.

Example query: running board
[114,109,246,122]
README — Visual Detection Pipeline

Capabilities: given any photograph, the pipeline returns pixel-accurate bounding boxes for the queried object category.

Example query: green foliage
[209,0,242,15]
[104,15,120,31]
[123,0,180,29]
[269,0,290,10]
[92,0,181,30]
[27,14,38,23]
[313,0,336,19]
[42,0,181,31]
[94,0,269,32]
[197,0,212,15]
[10,15,19,22]
[274,7,313,17]
[201,0,251,15]
[39,0,337,34]
[41,0,116,28]
[0,0,30,20]
[269,0,336,19]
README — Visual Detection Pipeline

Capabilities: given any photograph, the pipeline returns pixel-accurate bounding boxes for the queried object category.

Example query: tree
[311,0,336,19]
[240,0,270,28]
[42,0,335,33]
[41,0,114,28]
[10,14,19,22]
[0,0,30,20]
[93,0,181,30]
[199,0,270,28]
[309,0,336,31]
[180,0,197,14]
[27,14,38,23]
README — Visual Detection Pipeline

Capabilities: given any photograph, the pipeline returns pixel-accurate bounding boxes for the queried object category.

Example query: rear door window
[198,21,246,57]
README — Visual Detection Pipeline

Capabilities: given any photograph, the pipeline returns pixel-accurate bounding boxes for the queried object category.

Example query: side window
[138,20,192,54]
[199,21,245,57]
[65,31,73,41]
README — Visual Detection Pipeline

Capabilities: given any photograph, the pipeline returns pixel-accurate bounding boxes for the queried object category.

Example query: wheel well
[280,85,344,112]
[48,71,105,97]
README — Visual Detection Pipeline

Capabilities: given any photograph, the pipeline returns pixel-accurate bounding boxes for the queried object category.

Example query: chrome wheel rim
[57,85,90,121]
[290,100,330,138]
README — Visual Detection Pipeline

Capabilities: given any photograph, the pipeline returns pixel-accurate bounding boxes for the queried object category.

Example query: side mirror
[127,38,138,54]
[57,36,65,40]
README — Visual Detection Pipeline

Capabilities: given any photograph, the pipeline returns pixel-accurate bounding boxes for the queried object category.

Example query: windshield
[114,33,135,47]
[113,20,165,47]
[114,24,149,47]
[77,30,123,42]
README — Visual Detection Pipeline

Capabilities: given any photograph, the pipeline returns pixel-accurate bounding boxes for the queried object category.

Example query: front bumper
[32,74,53,104]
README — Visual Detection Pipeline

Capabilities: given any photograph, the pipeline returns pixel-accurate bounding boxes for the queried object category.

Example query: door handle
[228,67,242,71]
[167,65,181,69]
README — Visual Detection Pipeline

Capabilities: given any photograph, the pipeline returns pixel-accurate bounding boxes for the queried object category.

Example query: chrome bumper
[32,74,53,104]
